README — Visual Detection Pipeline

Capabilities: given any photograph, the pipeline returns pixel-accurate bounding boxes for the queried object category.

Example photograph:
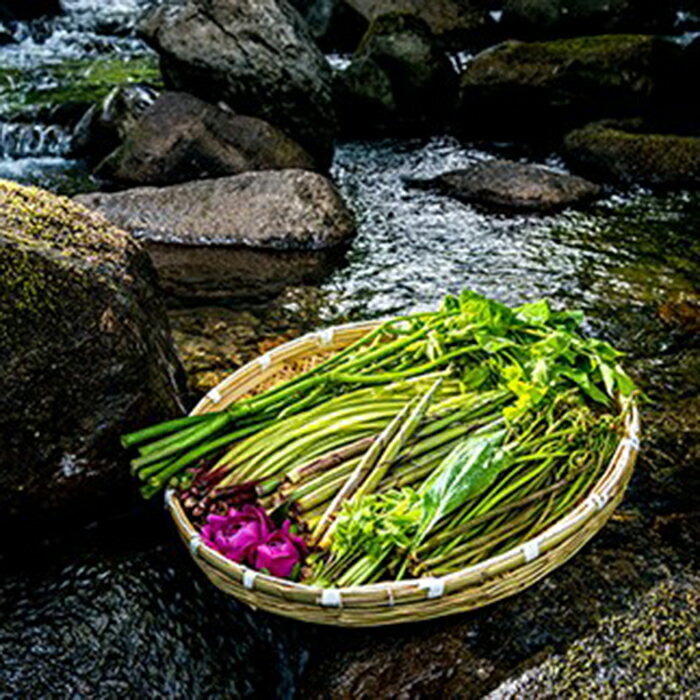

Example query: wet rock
[290,0,368,52]
[458,35,678,139]
[659,292,700,334]
[487,576,700,697]
[408,159,601,212]
[0,180,185,521]
[72,83,160,164]
[0,544,305,696]
[335,13,458,136]
[76,171,355,300]
[344,0,491,47]
[501,0,675,39]
[563,120,700,187]
[94,92,318,187]
[141,0,337,167]
[0,0,61,22]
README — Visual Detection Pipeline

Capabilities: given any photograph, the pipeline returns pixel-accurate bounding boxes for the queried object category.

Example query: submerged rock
[95,92,318,187]
[563,120,700,187]
[408,159,601,212]
[336,13,458,136]
[72,83,160,164]
[76,171,355,300]
[501,0,675,38]
[141,0,337,166]
[458,35,677,139]
[0,180,184,521]
[344,0,490,47]
[290,0,368,51]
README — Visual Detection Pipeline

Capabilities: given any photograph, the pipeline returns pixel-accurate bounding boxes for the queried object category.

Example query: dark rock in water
[563,120,700,187]
[290,0,368,52]
[335,12,458,136]
[140,0,337,167]
[486,576,700,697]
[76,171,356,300]
[458,35,678,139]
[94,92,319,187]
[72,83,160,164]
[408,160,601,212]
[0,180,185,521]
[501,0,675,38]
[0,545,305,696]
[659,293,700,334]
[0,0,61,22]
[344,0,491,47]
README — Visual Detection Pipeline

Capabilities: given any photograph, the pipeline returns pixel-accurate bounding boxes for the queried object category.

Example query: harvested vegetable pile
[124,291,636,586]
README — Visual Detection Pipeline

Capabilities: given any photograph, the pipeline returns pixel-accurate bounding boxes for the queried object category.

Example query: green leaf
[516,299,551,325]
[415,429,510,546]
[614,365,637,396]
[558,368,609,405]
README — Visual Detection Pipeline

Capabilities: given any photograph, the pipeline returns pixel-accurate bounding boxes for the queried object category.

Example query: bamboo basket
[166,320,640,627]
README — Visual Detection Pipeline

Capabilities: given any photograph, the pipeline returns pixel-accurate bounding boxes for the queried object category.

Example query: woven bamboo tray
[166,320,640,627]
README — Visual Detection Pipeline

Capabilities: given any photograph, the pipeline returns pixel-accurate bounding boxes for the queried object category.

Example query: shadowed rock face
[408,159,601,212]
[335,12,458,136]
[94,92,319,187]
[0,180,185,521]
[564,120,700,187]
[140,0,337,167]
[0,0,61,22]
[458,35,679,140]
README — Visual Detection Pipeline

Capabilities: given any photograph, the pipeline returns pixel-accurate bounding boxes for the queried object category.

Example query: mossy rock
[0,56,162,126]
[458,34,679,139]
[563,119,700,186]
[0,180,184,521]
[335,11,458,135]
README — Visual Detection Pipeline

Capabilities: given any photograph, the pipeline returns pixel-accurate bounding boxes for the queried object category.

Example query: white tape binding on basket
[588,492,609,511]
[206,386,222,404]
[242,569,257,590]
[164,489,176,511]
[418,577,445,599]
[321,589,342,607]
[317,327,334,346]
[258,353,272,370]
[189,534,202,557]
[521,539,541,563]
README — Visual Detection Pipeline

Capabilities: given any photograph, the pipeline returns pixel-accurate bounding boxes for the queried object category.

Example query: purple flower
[253,521,308,579]
[201,504,273,565]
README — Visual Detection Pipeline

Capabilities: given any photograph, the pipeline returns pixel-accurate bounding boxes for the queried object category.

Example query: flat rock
[0,180,184,521]
[141,0,337,166]
[95,92,318,187]
[408,160,601,212]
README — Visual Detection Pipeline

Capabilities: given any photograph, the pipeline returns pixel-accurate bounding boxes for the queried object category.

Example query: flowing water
[1,4,699,698]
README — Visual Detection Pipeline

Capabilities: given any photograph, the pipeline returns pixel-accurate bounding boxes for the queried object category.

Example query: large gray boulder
[408,159,601,212]
[140,0,337,166]
[336,13,458,136]
[458,35,678,139]
[95,92,319,187]
[501,0,675,38]
[0,180,185,520]
[76,171,356,299]
[344,0,490,47]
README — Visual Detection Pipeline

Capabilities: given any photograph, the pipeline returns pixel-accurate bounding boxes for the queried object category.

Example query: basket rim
[166,320,640,608]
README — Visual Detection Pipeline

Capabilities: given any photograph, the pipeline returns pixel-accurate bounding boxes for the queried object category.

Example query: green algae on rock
[458,35,678,139]
[564,120,700,187]
[0,179,185,520]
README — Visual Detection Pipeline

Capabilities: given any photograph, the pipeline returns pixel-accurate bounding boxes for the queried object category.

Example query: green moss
[0,56,162,120]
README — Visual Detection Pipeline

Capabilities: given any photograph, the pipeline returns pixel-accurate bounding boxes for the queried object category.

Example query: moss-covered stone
[563,119,700,186]
[458,35,679,139]
[0,56,162,125]
[0,180,184,521]
[335,12,458,136]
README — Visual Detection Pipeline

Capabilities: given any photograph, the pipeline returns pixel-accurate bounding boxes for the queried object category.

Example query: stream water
[1,3,699,697]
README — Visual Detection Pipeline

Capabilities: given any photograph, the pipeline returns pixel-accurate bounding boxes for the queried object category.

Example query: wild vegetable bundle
[123,291,636,585]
